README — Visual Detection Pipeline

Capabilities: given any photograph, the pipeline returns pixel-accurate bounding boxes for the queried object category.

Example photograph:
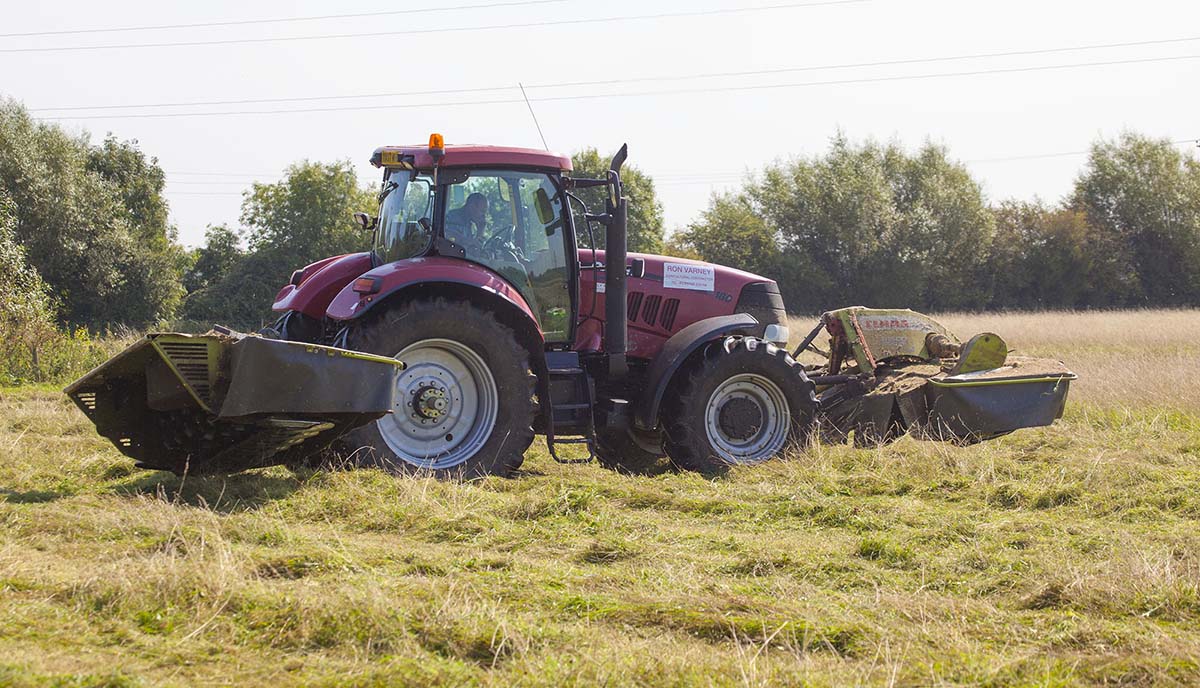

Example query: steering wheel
[483,225,524,260]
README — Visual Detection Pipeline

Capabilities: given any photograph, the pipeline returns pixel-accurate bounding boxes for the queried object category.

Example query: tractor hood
[577,250,780,358]
[272,252,373,319]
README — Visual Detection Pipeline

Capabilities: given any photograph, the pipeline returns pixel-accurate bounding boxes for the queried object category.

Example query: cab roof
[371,144,572,172]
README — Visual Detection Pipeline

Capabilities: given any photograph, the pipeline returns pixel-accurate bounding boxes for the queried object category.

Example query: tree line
[3,94,1198,361]
[671,133,1200,313]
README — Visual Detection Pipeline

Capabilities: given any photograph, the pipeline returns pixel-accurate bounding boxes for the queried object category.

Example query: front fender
[325,256,540,325]
[272,252,373,319]
[634,313,759,431]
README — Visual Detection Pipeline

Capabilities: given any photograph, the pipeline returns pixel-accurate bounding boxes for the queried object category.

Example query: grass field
[2,310,1199,686]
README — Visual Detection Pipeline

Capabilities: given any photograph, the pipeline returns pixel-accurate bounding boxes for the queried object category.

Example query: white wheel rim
[704,373,790,464]
[377,338,498,470]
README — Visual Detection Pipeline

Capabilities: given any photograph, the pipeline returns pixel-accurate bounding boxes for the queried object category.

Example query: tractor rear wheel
[662,337,816,475]
[336,298,537,478]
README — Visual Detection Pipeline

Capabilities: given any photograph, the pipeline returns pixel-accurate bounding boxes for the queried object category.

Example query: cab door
[442,169,574,343]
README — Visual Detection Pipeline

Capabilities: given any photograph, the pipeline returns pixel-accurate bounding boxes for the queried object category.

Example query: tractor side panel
[325,256,540,328]
[576,250,771,360]
[272,252,373,319]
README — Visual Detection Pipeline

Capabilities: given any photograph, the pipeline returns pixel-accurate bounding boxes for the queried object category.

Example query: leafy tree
[86,135,171,248]
[988,201,1093,309]
[240,160,375,258]
[570,148,665,253]
[672,190,784,280]
[1071,133,1200,306]
[0,192,57,381]
[183,224,243,293]
[182,161,374,327]
[0,99,184,327]
[686,135,994,313]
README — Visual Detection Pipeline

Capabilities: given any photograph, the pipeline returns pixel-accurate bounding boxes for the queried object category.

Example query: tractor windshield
[375,172,434,264]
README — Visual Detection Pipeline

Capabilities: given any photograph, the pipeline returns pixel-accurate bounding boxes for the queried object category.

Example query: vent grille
[159,341,212,402]
[660,298,680,330]
[642,294,661,325]
[627,291,644,322]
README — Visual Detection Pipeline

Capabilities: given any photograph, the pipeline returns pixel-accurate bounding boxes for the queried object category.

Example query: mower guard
[65,332,404,475]
[922,369,1075,442]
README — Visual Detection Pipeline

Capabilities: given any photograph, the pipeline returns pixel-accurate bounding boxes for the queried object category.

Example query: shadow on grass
[0,488,67,504]
[106,468,305,514]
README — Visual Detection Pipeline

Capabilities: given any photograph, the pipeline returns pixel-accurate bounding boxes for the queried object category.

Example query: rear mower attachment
[64,331,405,475]
[803,308,1076,445]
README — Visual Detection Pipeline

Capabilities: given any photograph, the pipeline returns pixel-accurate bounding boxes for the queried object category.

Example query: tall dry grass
[1,310,1199,685]
[790,309,1200,412]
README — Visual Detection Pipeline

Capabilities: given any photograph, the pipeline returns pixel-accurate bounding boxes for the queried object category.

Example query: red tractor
[266,137,813,477]
[67,135,1074,478]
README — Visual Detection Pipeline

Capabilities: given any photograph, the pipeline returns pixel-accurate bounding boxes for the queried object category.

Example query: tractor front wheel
[336,298,537,478]
[662,337,816,475]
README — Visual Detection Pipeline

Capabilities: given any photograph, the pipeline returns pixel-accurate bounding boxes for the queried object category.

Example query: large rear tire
[336,298,537,478]
[663,337,816,475]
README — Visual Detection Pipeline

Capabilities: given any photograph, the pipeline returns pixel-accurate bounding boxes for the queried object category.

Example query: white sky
[3,0,1197,247]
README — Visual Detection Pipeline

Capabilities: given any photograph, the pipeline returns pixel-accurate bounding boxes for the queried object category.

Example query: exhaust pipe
[604,144,629,377]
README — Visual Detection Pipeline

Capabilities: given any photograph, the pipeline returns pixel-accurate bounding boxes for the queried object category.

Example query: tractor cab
[367,139,577,342]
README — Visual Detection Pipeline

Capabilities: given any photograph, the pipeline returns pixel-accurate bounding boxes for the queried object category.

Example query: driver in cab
[444,192,488,255]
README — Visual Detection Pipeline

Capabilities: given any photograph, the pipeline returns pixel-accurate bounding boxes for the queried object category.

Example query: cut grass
[1,310,1199,685]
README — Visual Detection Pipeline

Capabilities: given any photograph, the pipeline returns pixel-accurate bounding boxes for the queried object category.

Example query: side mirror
[353,212,377,231]
[534,187,555,225]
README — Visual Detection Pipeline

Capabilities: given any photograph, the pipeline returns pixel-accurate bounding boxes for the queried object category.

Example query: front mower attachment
[65,332,404,475]
[805,308,1076,445]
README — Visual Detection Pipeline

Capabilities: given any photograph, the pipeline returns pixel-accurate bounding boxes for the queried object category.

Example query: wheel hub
[412,385,449,421]
[717,396,763,440]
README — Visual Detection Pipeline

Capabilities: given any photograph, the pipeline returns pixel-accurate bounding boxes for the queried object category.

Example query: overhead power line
[964,139,1199,163]
[30,34,1200,113]
[160,141,1198,188]
[0,0,576,38]
[168,171,278,177]
[39,53,1200,121]
[0,0,868,54]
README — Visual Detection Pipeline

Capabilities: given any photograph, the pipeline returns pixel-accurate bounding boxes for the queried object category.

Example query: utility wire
[168,171,278,177]
[964,139,1199,163]
[161,141,1198,186]
[0,0,868,54]
[30,34,1200,113]
[39,53,1200,121]
[0,0,576,38]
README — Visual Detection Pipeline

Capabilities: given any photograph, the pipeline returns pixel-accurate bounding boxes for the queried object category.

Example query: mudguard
[633,313,759,430]
[325,256,539,328]
[272,252,373,319]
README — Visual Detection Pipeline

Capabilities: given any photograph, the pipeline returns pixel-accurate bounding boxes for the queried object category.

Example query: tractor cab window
[375,171,434,264]
[443,170,571,340]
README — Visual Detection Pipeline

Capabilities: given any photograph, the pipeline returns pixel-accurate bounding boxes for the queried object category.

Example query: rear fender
[326,256,539,324]
[633,313,759,431]
[272,252,373,319]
